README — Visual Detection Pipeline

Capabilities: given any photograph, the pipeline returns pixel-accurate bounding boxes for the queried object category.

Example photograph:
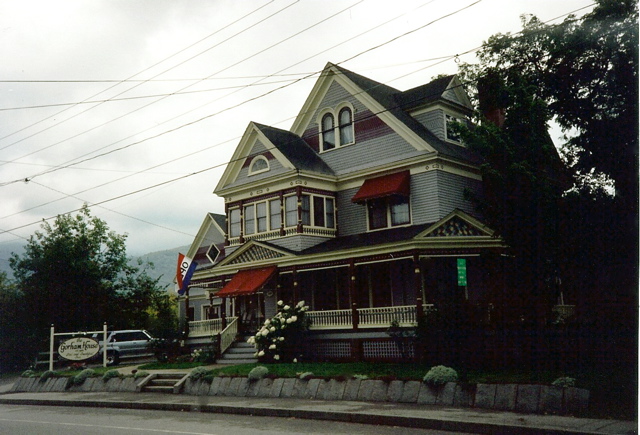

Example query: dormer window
[249,155,269,175]
[319,104,355,152]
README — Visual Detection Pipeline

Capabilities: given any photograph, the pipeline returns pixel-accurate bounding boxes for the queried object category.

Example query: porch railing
[306,305,431,330]
[188,318,223,338]
[219,317,239,355]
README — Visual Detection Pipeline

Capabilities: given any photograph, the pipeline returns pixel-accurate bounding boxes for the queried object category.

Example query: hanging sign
[58,337,100,361]
[457,258,467,286]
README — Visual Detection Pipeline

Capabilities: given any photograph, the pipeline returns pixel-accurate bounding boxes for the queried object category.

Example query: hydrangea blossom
[249,299,310,363]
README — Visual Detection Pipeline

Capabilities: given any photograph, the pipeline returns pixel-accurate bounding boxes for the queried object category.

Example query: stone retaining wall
[10,376,589,416]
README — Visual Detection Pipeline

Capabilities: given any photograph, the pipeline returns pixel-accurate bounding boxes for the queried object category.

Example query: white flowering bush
[423,365,458,386]
[248,300,310,363]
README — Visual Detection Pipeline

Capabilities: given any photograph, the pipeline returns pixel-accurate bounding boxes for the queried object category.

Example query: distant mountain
[0,240,24,279]
[0,241,187,290]
[133,245,190,290]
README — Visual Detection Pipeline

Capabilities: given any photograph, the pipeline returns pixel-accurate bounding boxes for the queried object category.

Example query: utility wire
[0,1,596,236]
[0,0,284,154]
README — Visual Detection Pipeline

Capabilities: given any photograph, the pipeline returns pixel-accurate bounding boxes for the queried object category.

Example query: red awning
[351,170,410,203]
[216,266,277,297]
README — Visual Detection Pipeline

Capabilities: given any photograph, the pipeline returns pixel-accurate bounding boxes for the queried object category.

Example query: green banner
[457,258,467,286]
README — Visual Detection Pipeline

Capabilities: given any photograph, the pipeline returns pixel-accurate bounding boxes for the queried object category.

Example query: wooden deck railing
[306,305,432,330]
[219,317,239,354]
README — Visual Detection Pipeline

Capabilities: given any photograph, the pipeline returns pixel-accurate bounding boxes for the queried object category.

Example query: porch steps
[139,373,188,394]
[216,336,258,365]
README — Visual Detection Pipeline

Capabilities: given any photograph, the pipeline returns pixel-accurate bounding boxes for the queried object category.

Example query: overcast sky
[0,0,595,257]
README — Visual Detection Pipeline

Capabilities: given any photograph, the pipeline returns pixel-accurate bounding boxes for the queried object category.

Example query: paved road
[0,404,474,435]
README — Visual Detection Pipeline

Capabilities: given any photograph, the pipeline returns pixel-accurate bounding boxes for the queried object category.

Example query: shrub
[552,376,576,388]
[133,371,149,379]
[39,370,55,383]
[423,365,458,386]
[248,366,269,382]
[298,371,314,381]
[249,300,310,363]
[21,369,36,378]
[73,368,95,386]
[102,369,121,382]
[189,366,209,381]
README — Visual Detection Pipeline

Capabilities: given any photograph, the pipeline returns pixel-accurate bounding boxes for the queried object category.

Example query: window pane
[256,202,267,232]
[322,114,335,151]
[244,204,255,235]
[229,209,241,237]
[325,198,335,228]
[339,108,354,145]
[368,198,387,230]
[300,195,310,226]
[285,196,297,227]
[391,197,410,225]
[313,196,325,227]
[446,115,462,142]
[251,157,268,173]
[269,199,281,230]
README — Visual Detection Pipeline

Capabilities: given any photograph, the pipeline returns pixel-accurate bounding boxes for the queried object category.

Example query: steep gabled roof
[254,123,334,175]
[330,64,481,165]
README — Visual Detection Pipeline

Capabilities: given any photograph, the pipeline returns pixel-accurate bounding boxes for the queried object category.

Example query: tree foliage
[7,205,176,353]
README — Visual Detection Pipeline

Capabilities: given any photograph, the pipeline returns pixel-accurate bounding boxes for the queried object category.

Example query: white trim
[248,155,270,176]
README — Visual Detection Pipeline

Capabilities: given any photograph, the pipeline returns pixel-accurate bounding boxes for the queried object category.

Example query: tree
[9,205,170,342]
[457,0,637,375]
[0,272,31,372]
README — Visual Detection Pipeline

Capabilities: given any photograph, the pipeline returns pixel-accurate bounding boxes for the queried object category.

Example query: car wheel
[107,351,120,366]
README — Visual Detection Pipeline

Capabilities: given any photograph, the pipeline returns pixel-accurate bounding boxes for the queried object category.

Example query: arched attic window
[338,107,354,145]
[248,155,269,175]
[321,113,336,151]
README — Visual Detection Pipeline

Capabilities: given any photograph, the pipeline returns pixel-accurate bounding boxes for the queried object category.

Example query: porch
[187,304,427,338]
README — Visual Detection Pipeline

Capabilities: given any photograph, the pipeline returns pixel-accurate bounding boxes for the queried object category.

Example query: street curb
[0,395,622,435]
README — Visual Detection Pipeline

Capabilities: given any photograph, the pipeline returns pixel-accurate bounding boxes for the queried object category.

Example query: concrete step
[216,358,258,365]
[142,385,174,394]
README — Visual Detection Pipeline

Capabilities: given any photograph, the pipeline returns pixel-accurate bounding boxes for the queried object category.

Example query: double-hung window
[367,196,410,230]
[285,195,298,227]
[244,204,255,235]
[284,194,335,229]
[320,106,354,152]
[256,202,267,233]
[269,199,281,230]
[229,208,241,237]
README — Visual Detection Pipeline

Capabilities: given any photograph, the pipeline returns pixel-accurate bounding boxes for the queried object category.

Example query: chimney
[477,71,507,128]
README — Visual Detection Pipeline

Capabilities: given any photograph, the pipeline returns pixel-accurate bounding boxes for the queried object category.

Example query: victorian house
[179,62,507,361]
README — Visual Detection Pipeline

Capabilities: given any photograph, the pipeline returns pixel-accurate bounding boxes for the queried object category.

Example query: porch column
[184,287,190,338]
[220,277,227,330]
[292,267,299,304]
[413,253,425,322]
[349,260,359,330]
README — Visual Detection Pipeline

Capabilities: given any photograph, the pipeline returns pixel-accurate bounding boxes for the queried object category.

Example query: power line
[0,0,286,154]
[0,1,596,237]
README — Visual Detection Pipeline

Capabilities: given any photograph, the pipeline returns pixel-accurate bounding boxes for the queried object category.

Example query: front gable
[420,209,494,239]
[187,213,226,270]
[215,122,296,193]
[218,240,295,267]
[290,63,436,155]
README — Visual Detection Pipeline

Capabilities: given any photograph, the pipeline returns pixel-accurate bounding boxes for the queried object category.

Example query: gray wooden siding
[304,80,424,176]
[226,139,289,189]
[413,109,445,141]
[436,171,482,219]
[336,186,367,235]
[409,171,441,224]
